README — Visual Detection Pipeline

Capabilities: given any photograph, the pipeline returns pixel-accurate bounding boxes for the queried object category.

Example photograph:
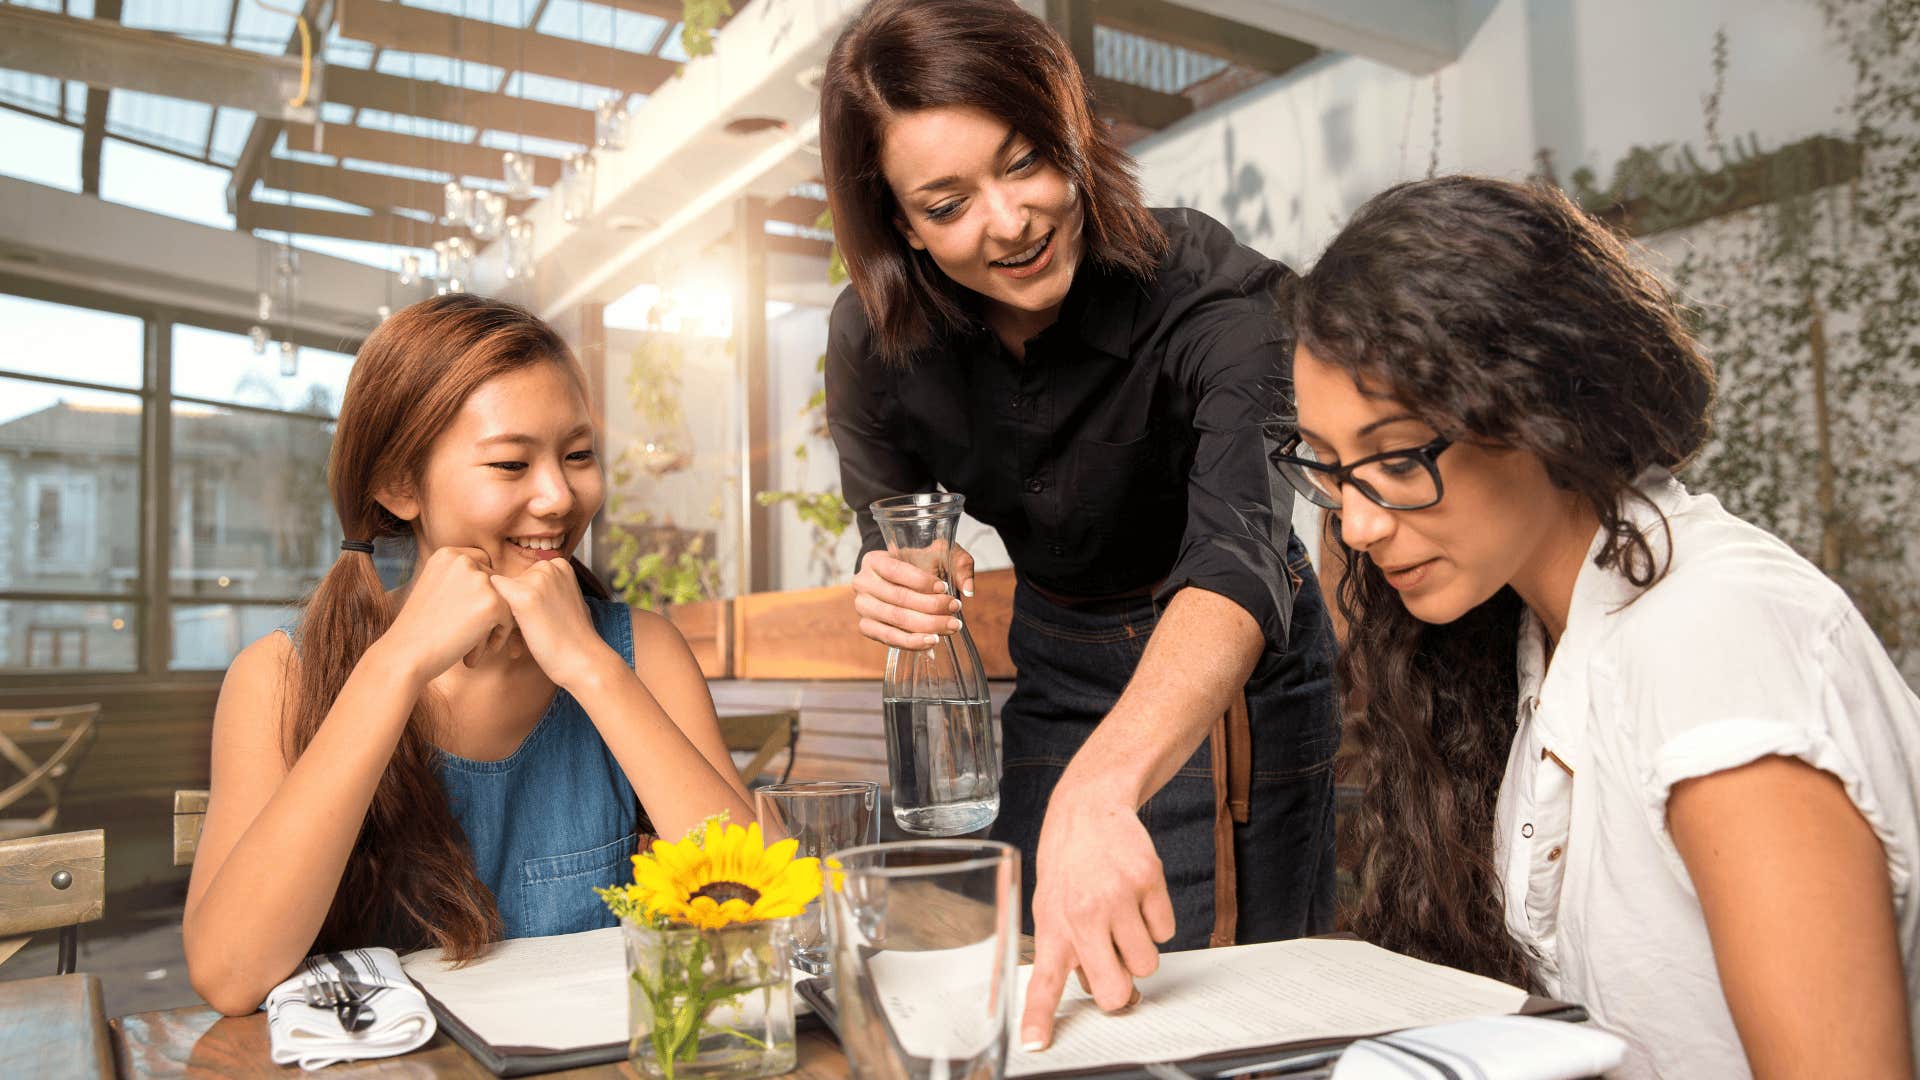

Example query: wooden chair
[718,709,799,788]
[173,789,209,867]
[0,828,105,974]
[0,704,100,842]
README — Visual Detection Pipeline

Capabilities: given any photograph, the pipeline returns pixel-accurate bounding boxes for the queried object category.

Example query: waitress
[819,0,1340,1049]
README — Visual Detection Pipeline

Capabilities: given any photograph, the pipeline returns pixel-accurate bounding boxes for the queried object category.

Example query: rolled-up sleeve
[823,291,933,571]
[1153,290,1297,649]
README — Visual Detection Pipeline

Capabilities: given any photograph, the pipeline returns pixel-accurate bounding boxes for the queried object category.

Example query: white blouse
[1494,471,1920,1079]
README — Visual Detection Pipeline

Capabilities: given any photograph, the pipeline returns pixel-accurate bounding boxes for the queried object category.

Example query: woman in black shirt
[820,0,1340,1048]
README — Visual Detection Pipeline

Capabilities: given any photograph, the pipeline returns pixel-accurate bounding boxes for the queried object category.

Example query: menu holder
[796,937,1587,1080]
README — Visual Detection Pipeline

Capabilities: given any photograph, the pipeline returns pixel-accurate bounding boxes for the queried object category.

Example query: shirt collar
[1532,467,1691,661]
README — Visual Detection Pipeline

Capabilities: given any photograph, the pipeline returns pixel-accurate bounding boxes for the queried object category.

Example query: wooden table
[111,1006,855,1079]
[0,972,115,1080]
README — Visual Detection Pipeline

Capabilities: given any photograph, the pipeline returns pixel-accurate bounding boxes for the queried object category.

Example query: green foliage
[680,0,733,59]
[1668,1,1920,668]
[606,336,722,610]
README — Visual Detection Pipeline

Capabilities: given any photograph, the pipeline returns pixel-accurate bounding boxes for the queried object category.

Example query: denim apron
[436,595,643,940]
[987,533,1341,950]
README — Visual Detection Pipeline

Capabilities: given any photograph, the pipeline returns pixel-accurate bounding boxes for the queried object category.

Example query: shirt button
[1010,395,1026,409]
[1049,543,1065,557]
[1521,823,1534,838]
[1025,477,1044,494]
[1548,846,1563,862]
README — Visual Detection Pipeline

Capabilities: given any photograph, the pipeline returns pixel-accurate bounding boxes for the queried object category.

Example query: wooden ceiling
[0,0,1319,255]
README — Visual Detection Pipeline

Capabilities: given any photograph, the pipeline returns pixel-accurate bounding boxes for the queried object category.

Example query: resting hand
[384,546,516,682]
[1019,777,1174,1050]
[851,544,974,650]
[489,558,620,691]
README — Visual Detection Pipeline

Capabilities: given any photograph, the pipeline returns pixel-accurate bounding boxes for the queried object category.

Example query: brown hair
[820,0,1167,363]
[291,293,609,959]
[1292,177,1714,984]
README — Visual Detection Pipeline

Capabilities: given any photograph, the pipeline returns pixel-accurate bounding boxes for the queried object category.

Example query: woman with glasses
[819,0,1339,1049]
[1282,175,1918,1078]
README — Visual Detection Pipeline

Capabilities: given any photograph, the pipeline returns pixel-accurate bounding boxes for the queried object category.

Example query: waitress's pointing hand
[1020,775,1175,1051]
[852,548,968,651]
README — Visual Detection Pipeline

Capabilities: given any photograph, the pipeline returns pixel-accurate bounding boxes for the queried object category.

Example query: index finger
[439,545,495,571]
[866,553,945,596]
[1019,939,1074,1052]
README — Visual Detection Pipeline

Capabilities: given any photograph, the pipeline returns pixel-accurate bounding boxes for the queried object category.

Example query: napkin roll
[1331,1015,1627,1080]
[264,947,438,1070]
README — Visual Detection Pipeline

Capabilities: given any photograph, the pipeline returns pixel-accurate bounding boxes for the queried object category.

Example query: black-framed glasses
[1269,431,1454,511]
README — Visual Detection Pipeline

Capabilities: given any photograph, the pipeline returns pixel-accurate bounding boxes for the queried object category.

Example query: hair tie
[340,539,375,554]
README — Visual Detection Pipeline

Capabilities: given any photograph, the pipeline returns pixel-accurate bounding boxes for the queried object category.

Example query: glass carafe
[870,493,999,836]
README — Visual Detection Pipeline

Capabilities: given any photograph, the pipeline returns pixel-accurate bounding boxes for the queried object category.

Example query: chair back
[0,705,100,840]
[0,828,105,972]
[717,709,798,787]
[173,789,209,867]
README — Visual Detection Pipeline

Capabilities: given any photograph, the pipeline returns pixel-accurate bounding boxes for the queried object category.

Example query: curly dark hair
[1292,176,1716,985]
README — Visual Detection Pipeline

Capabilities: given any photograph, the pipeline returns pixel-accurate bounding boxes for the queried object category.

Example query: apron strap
[1208,692,1254,947]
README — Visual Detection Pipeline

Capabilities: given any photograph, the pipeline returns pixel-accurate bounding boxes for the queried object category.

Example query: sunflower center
[691,880,762,906]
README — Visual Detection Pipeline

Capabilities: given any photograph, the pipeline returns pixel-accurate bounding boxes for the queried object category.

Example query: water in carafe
[871,493,999,836]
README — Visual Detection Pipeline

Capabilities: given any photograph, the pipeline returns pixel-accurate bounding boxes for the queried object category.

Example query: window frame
[0,271,362,683]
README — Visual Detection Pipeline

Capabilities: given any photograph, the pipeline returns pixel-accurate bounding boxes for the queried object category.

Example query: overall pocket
[515,831,639,937]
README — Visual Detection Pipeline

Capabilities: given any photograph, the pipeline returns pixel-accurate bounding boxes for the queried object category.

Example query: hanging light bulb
[255,291,273,322]
[469,191,507,241]
[249,325,269,355]
[502,151,535,199]
[504,215,536,280]
[560,153,596,223]
[442,180,473,226]
[398,253,421,286]
[278,340,299,378]
[430,238,451,281]
[272,247,298,305]
[376,304,392,322]
[450,236,476,282]
[595,97,629,151]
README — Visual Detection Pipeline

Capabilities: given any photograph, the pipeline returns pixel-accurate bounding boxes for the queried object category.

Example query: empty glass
[827,841,1020,1080]
[754,780,879,976]
[871,493,999,837]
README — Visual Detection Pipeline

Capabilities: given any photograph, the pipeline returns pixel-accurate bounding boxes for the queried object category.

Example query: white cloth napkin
[1331,1015,1627,1080]
[264,948,438,1070]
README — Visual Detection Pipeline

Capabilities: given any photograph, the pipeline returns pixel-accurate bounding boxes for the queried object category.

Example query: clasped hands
[384,546,617,691]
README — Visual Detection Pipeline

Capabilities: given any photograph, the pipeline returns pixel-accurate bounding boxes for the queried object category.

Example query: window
[0,286,362,675]
[28,472,98,569]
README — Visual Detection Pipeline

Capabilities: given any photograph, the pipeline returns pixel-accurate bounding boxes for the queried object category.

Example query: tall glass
[826,841,1020,1080]
[754,780,878,976]
[870,493,999,836]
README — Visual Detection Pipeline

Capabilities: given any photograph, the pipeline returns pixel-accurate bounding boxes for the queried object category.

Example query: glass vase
[623,916,797,1080]
[870,492,999,836]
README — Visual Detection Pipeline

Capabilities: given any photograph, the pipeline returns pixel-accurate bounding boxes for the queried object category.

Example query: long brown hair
[820,0,1167,364]
[1292,177,1715,984]
[291,293,608,959]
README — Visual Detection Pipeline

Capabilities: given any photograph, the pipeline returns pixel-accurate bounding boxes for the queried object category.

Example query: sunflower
[624,819,823,931]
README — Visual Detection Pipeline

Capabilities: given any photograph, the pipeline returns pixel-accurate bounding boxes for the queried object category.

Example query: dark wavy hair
[820,0,1167,364]
[1293,176,1716,984]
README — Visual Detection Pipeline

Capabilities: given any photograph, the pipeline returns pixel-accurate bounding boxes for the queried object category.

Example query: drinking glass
[754,780,879,976]
[827,840,1019,1080]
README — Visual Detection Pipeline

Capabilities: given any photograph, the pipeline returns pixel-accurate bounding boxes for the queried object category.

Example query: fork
[302,974,374,1032]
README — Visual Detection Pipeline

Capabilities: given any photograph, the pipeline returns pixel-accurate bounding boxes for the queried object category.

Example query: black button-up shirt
[825,208,1300,648]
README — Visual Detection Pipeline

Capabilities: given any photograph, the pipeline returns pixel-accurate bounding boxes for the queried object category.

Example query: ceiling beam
[260,158,536,219]
[78,0,123,197]
[1089,75,1194,129]
[599,0,689,18]
[1168,0,1461,74]
[336,0,678,97]
[1094,0,1318,76]
[766,194,828,228]
[325,67,594,147]
[0,4,318,122]
[243,204,462,248]
[286,125,565,188]
[765,233,834,260]
[226,0,329,237]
